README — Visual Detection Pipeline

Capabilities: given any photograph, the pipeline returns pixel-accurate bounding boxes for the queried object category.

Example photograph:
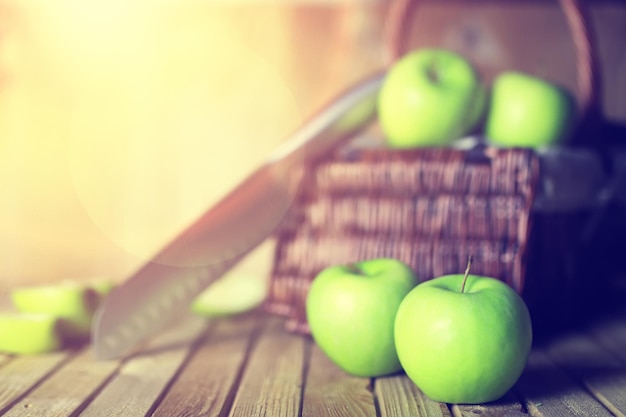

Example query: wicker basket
[264,0,606,334]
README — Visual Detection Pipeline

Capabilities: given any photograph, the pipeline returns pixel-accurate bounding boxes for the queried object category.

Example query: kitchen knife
[91,71,385,360]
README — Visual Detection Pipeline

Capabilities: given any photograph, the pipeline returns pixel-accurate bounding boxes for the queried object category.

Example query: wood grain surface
[0,307,625,416]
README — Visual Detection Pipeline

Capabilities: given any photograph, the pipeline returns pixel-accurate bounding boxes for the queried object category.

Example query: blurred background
[0,0,624,289]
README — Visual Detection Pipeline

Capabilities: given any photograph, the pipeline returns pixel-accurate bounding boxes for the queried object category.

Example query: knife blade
[91,71,385,360]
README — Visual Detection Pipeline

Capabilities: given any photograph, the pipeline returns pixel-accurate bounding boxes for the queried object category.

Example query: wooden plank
[229,316,305,417]
[589,311,626,365]
[301,344,377,417]
[151,314,261,417]
[0,350,75,414]
[376,372,524,417]
[514,348,615,417]
[376,374,451,417]
[451,392,527,417]
[0,354,11,368]
[545,330,626,417]
[78,316,208,417]
[1,348,121,417]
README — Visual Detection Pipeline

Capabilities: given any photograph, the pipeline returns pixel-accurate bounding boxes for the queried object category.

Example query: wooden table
[1,299,626,417]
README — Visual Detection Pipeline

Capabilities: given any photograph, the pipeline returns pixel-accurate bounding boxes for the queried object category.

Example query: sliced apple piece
[191,273,268,318]
[10,280,113,342]
[0,313,64,355]
[86,279,116,307]
[89,279,116,297]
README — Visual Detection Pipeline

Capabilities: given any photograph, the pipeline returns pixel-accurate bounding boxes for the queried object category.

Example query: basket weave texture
[264,0,602,333]
[267,147,539,333]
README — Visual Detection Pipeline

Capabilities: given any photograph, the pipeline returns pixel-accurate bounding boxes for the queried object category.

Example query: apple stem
[461,256,473,293]
[427,64,440,84]
[345,263,362,275]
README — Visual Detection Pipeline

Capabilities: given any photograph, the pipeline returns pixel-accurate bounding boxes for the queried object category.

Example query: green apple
[89,279,116,298]
[486,71,576,148]
[10,280,113,342]
[191,273,268,317]
[394,264,532,404]
[306,258,420,377]
[378,48,486,148]
[0,313,64,355]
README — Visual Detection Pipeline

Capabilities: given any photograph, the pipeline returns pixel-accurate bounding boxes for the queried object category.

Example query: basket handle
[383,0,603,139]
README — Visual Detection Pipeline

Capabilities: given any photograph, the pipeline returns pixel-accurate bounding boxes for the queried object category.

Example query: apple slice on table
[378,48,486,148]
[89,279,115,298]
[10,280,114,343]
[306,258,420,377]
[486,71,576,148]
[0,313,65,355]
[394,260,532,404]
[191,273,268,318]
